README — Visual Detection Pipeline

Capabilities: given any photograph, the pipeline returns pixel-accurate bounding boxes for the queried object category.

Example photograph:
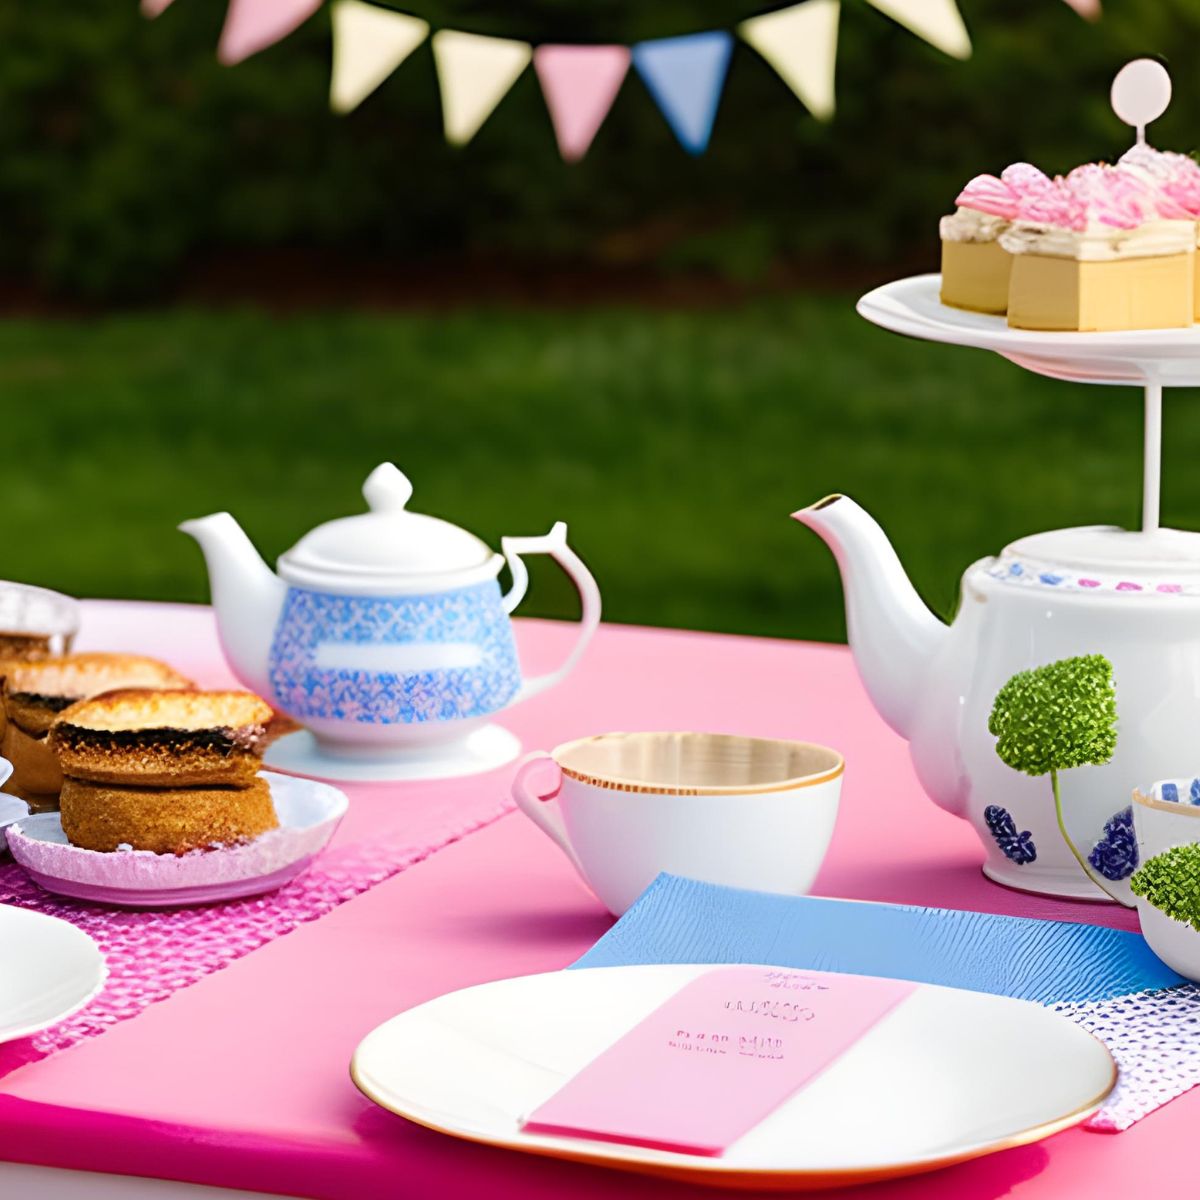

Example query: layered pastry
[52,687,279,855]
[50,689,273,788]
[1001,164,1196,332]
[1119,143,1200,319]
[939,164,1052,313]
[2,654,192,795]
[59,777,277,855]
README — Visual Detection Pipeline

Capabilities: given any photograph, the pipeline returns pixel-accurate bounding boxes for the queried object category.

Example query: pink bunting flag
[218,0,323,66]
[1061,0,1101,16]
[141,0,176,16]
[534,45,631,163]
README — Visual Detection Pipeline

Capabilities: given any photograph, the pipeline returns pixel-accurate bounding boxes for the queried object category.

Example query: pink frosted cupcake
[1000,164,1195,331]
[939,164,1052,314]
[1120,145,1200,318]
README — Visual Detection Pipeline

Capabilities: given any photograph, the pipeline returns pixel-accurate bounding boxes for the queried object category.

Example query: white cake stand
[856,273,1200,532]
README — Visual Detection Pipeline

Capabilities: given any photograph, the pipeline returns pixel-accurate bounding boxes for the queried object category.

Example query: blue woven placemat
[572,874,1182,1003]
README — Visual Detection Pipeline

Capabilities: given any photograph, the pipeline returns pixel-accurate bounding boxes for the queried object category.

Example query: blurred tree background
[2,0,1197,299]
[0,2,1196,645]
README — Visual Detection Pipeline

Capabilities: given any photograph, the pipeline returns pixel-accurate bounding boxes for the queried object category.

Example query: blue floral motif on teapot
[267,581,521,724]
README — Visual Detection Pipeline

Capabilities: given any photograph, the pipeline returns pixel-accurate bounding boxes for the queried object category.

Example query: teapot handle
[501,522,601,703]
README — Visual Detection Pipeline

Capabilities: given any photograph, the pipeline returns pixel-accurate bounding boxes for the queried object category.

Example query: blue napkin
[571,874,1183,1003]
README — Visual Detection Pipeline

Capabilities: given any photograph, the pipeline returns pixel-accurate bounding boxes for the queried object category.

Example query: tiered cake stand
[857,273,1200,533]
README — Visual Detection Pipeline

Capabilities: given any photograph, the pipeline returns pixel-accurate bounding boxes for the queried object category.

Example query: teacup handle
[511,752,585,874]
[501,522,601,703]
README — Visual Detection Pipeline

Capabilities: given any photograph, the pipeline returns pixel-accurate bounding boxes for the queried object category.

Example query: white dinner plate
[6,772,348,908]
[352,964,1115,1191]
[0,905,106,1044]
[857,273,1200,387]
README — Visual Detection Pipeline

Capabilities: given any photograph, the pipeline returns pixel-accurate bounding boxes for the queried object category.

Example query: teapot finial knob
[363,463,414,513]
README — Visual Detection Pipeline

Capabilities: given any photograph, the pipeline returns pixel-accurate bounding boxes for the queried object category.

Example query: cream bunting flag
[432,30,533,146]
[864,0,971,59]
[739,0,840,121]
[330,0,429,114]
[1061,0,1101,17]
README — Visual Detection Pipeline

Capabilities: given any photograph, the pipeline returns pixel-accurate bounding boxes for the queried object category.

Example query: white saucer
[0,906,106,1044]
[264,724,521,783]
[6,772,348,908]
[0,792,29,854]
[858,273,1200,386]
[352,963,1115,1190]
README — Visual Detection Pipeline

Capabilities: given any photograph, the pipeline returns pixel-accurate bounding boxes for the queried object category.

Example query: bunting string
[144,0,1102,160]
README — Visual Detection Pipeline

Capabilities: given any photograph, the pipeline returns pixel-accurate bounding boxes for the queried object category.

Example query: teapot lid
[276,464,499,592]
[990,525,1200,596]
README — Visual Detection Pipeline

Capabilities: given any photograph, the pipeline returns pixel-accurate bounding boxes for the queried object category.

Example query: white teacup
[510,731,844,915]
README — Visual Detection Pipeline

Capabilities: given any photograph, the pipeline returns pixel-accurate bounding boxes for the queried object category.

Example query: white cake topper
[1111,58,1171,146]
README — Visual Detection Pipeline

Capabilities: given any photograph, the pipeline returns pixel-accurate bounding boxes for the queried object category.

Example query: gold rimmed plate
[352,964,1115,1190]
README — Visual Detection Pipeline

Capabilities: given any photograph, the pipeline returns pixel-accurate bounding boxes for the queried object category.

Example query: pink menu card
[522,967,916,1156]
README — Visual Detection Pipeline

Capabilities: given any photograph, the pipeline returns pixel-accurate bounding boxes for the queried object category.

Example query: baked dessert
[2,653,192,795]
[51,689,274,788]
[1120,144,1200,319]
[59,776,278,855]
[1001,165,1196,331]
[939,164,1052,314]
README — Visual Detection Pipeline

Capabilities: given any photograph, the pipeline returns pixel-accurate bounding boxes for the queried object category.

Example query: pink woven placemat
[0,790,513,1066]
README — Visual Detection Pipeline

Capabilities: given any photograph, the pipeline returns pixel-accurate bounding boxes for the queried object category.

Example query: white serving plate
[351,964,1115,1190]
[6,772,348,908]
[858,273,1200,387]
[0,906,106,1044]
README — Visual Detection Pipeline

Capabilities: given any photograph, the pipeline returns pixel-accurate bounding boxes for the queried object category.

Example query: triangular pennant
[1061,0,1101,17]
[218,0,322,66]
[864,0,971,59]
[534,45,630,162]
[141,0,176,17]
[432,30,533,146]
[631,31,734,155]
[739,0,839,121]
[330,0,429,114]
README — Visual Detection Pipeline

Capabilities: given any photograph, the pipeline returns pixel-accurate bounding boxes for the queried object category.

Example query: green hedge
[3,1,1199,298]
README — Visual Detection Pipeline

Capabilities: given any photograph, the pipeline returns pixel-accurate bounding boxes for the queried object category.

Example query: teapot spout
[179,512,287,698]
[793,495,946,739]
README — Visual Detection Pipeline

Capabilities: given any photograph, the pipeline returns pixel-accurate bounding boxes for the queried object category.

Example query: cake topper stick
[1111,58,1171,147]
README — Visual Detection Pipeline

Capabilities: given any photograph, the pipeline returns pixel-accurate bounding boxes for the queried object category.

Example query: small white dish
[0,906,106,1044]
[352,964,1115,1189]
[0,793,28,855]
[857,273,1200,386]
[5,771,348,908]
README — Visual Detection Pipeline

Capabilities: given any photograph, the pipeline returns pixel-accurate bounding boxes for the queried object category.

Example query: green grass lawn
[0,296,1186,643]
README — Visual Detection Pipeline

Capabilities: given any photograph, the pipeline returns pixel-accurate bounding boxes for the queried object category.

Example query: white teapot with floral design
[795,494,1200,902]
[181,464,600,777]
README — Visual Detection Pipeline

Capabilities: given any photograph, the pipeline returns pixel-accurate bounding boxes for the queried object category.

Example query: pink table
[0,601,1174,1200]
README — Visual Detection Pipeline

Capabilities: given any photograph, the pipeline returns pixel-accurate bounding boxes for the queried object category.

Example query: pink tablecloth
[0,601,1174,1200]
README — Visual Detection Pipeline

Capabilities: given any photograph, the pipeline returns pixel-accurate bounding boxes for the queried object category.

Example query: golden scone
[51,689,273,788]
[2,654,192,796]
[60,776,278,855]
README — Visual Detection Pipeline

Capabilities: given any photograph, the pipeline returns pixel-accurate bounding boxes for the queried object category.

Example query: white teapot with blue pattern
[180,464,600,763]
[796,494,1200,905]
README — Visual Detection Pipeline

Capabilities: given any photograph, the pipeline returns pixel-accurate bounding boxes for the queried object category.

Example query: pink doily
[0,795,513,1061]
